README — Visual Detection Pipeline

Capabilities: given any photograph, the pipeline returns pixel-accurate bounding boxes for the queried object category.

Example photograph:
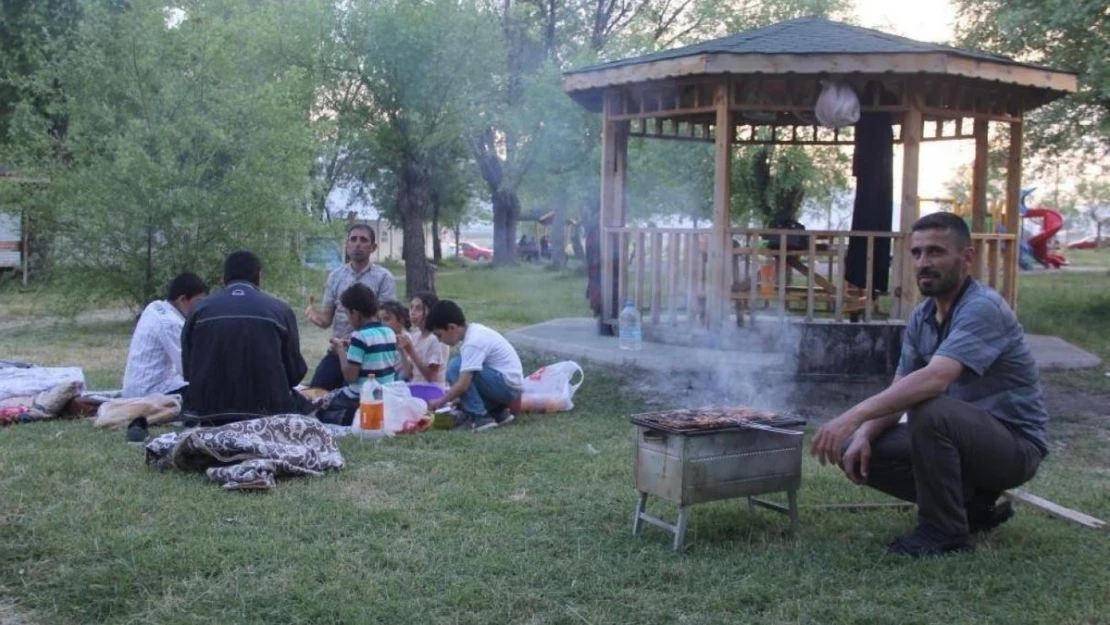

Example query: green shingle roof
[565,16,1064,77]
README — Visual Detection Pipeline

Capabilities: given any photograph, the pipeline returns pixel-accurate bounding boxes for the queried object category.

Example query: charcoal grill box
[630,412,804,551]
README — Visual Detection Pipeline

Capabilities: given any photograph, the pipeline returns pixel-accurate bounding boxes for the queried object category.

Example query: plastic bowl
[407,383,446,402]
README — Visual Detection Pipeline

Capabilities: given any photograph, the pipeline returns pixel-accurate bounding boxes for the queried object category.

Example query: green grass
[1063,248,1110,268]
[1,265,1108,625]
[1018,271,1110,395]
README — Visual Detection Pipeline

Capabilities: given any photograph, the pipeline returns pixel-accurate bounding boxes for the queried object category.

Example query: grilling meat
[642,406,784,430]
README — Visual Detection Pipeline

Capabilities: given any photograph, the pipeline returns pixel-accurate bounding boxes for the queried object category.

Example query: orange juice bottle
[358,375,384,432]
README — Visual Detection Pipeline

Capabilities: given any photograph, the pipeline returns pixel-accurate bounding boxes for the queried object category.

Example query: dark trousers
[309,351,345,391]
[858,395,1043,537]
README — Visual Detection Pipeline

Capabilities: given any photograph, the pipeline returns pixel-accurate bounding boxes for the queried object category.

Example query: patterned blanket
[145,415,345,491]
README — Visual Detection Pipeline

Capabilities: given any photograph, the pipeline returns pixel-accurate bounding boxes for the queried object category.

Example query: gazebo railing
[606,226,1017,326]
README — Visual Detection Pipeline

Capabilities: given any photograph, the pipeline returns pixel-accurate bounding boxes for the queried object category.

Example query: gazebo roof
[564,17,1077,111]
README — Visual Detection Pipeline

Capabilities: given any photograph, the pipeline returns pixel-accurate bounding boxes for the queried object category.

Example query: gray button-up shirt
[323,263,396,339]
[897,278,1048,455]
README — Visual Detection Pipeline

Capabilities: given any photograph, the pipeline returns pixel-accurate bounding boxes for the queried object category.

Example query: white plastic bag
[382,382,427,433]
[514,361,585,414]
[814,79,859,129]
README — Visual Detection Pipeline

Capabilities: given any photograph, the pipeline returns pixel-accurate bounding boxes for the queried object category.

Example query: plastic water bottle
[618,299,642,351]
[354,375,385,437]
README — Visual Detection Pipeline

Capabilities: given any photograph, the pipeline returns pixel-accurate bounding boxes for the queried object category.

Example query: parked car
[455,241,493,261]
[1066,237,1109,250]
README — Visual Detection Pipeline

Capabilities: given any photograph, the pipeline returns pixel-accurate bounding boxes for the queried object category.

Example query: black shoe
[887,525,973,558]
[126,417,149,443]
[968,500,1014,534]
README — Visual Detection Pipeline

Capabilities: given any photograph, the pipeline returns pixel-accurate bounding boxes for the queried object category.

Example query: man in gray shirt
[810,212,1047,557]
[304,223,396,390]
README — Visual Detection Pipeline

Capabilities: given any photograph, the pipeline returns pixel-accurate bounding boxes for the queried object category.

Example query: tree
[1075,179,1110,248]
[953,0,1110,157]
[335,0,499,295]
[468,0,852,266]
[15,0,320,307]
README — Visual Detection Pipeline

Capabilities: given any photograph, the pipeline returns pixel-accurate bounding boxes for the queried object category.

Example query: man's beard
[349,249,369,262]
[917,269,961,297]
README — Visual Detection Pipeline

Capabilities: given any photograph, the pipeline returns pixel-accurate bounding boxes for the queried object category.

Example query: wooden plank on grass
[805,502,915,512]
[1005,489,1107,530]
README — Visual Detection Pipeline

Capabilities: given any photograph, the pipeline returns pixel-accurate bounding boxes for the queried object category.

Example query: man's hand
[426,396,444,411]
[329,337,349,352]
[809,414,859,466]
[840,435,872,484]
[305,296,320,324]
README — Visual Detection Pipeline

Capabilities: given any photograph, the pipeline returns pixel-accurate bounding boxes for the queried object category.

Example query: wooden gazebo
[563,17,1077,337]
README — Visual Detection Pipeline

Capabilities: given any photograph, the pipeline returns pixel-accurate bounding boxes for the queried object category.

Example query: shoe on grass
[493,408,515,426]
[968,500,1014,534]
[887,525,973,558]
[126,417,149,444]
[450,411,498,432]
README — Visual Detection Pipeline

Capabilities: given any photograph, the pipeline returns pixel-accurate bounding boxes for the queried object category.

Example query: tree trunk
[400,158,432,298]
[454,223,461,257]
[469,132,522,266]
[550,186,568,268]
[431,195,442,262]
[491,188,520,265]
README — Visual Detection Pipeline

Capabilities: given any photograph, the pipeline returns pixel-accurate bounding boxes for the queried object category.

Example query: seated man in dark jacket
[181,250,310,426]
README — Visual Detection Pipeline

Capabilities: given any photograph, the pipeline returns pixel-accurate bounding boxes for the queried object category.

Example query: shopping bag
[512,361,585,414]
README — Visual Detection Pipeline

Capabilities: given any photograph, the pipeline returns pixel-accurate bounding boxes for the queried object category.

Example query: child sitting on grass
[424,299,523,432]
[316,284,400,425]
[403,291,450,388]
[378,300,413,381]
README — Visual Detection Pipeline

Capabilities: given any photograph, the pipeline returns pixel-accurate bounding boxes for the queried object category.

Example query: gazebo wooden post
[971,119,990,280]
[1004,119,1023,310]
[599,91,629,329]
[896,89,924,319]
[708,81,733,328]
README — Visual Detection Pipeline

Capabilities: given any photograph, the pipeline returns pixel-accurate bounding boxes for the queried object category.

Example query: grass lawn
[1,264,1108,625]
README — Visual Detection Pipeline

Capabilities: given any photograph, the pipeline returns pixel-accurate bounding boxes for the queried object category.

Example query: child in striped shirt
[316,283,400,425]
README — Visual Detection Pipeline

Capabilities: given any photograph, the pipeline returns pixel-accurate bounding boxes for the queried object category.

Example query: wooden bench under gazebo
[563,17,1077,352]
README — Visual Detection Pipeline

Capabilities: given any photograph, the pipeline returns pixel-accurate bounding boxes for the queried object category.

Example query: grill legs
[633,488,799,551]
[632,491,648,536]
[674,506,690,552]
[747,488,800,533]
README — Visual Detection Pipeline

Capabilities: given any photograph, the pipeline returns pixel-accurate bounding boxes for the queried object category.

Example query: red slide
[1025,208,1068,268]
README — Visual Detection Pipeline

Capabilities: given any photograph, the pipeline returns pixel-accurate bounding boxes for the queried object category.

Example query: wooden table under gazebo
[563,17,1077,350]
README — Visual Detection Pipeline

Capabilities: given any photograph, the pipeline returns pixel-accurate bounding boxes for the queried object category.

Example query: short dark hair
[223,250,262,285]
[166,272,209,301]
[425,299,466,331]
[911,212,971,250]
[340,283,379,318]
[347,223,377,244]
[379,300,411,330]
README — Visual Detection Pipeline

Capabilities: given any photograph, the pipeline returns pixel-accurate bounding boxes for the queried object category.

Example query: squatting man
[810,212,1048,558]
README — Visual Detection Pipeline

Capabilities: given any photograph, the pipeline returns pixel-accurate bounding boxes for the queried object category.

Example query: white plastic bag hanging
[814,79,860,128]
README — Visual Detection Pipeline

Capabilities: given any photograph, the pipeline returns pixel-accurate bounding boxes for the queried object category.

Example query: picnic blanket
[145,415,345,491]
[0,362,85,402]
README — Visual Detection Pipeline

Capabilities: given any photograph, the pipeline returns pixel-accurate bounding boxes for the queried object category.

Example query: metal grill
[629,406,806,551]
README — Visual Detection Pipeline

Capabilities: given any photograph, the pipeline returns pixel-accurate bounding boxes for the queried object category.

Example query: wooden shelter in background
[563,17,1077,339]
[0,165,49,287]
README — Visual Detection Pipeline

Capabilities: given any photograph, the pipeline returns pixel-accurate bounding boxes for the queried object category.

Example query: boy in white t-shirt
[425,299,523,432]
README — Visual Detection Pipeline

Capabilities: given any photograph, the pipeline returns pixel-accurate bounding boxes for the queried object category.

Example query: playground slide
[1024,208,1068,268]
